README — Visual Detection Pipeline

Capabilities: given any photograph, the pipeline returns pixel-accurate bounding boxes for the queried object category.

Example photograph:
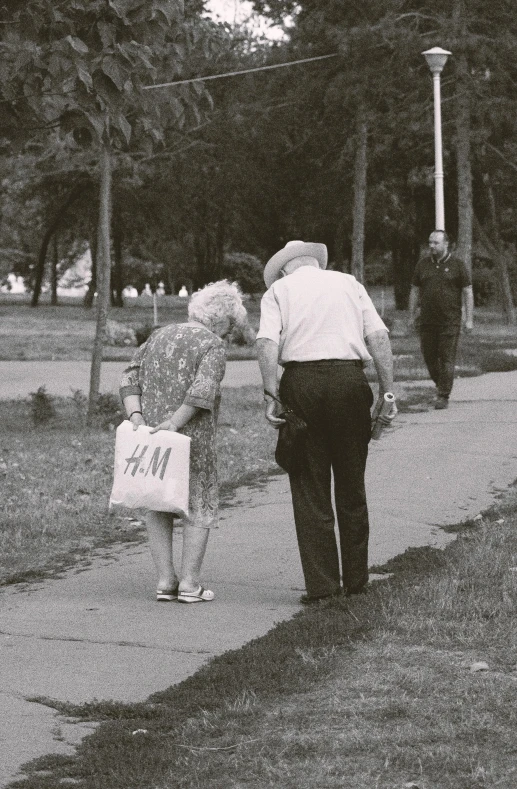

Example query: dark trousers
[419,325,460,398]
[279,361,374,598]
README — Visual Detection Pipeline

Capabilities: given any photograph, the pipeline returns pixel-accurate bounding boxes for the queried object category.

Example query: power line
[143,53,339,91]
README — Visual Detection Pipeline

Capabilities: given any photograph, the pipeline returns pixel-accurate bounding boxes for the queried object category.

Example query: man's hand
[150,419,179,434]
[371,393,398,427]
[265,398,286,429]
[464,320,473,334]
[129,413,146,431]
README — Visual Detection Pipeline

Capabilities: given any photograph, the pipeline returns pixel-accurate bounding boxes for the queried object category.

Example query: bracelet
[128,410,142,419]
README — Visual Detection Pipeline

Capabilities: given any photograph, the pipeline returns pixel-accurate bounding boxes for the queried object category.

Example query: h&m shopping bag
[110,421,190,516]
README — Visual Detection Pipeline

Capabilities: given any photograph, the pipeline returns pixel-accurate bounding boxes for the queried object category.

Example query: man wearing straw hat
[256,240,397,605]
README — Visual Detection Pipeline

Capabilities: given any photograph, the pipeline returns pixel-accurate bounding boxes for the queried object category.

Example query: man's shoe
[434,396,449,410]
[345,583,368,597]
[300,591,342,605]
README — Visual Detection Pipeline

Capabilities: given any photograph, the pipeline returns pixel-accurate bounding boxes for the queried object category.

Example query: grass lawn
[2,293,517,788]
[9,490,517,789]
[0,294,260,362]
[0,386,279,586]
[1,294,517,375]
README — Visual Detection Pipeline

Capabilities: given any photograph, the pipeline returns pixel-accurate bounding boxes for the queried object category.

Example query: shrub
[365,252,391,286]
[94,393,124,430]
[231,321,256,346]
[480,350,517,373]
[135,323,159,346]
[472,265,497,306]
[68,390,124,430]
[70,388,88,428]
[222,252,265,296]
[29,386,56,425]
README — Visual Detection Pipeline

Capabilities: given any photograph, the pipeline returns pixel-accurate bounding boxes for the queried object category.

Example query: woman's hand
[149,419,180,434]
[129,413,146,431]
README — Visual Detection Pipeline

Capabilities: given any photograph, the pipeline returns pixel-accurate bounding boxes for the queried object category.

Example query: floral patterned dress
[119,324,227,529]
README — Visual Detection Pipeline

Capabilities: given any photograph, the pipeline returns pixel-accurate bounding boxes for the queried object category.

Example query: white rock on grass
[470,661,490,673]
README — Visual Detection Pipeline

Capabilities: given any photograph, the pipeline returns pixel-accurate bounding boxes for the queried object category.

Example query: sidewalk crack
[0,629,211,654]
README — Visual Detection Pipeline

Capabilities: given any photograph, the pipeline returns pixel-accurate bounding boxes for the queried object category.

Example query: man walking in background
[256,240,397,605]
[409,230,474,409]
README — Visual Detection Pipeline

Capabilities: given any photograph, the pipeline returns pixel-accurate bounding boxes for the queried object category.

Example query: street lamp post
[422,47,451,232]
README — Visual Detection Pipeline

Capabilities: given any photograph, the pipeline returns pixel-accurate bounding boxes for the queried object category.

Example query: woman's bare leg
[179,525,209,592]
[146,511,178,590]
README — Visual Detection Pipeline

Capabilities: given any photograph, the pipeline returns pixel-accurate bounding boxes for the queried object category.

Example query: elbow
[365,328,389,347]
[256,337,279,353]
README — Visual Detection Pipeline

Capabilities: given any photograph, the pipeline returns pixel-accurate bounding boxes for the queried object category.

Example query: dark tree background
[1,0,517,318]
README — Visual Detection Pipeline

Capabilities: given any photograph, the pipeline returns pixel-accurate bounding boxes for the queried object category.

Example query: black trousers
[419,325,460,398]
[279,360,374,598]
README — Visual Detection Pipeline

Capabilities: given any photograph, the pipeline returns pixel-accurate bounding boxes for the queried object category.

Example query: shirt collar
[432,252,451,265]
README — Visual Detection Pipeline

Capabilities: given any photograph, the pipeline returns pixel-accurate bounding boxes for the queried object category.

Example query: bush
[105,319,137,347]
[135,323,159,346]
[472,265,497,306]
[222,252,265,296]
[365,252,391,286]
[29,386,56,425]
[231,323,255,346]
[94,393,124,430]
[68,390,124,430]
[480,350,517,373]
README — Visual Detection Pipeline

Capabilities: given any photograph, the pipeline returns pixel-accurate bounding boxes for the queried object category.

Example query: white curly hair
[188,279,247,331]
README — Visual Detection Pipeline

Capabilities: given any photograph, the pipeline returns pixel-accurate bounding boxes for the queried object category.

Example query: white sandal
[177,586,215,604]
[156,584,179,602]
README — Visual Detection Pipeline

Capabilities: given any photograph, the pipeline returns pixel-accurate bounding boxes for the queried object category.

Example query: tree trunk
[112,225,124,308]
[333,218,346,272]
[163,266,175,296]
[475,183,516,325]
[50,233,59,306]
[193,229,209,290]
[454,43,473,273]
[351,107,368,284]
[392,239,417,310]
[84,232,98,308]
[214,208,226,281]
[31,183,84,307]
[485,183,516,324]
[87,143,112,424]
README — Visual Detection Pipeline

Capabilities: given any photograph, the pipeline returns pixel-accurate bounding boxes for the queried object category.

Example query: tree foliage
[246,0,517,309]
[2,0,517,317]
[1,0,202,148]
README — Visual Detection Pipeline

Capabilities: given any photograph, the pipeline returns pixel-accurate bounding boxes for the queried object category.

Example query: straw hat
[263,240,328,289]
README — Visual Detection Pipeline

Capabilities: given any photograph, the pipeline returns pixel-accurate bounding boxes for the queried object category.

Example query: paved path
[0,360,261,398]
[1,370,517,785]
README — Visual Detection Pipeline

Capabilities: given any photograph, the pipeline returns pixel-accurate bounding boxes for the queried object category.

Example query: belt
[283,359,362,369]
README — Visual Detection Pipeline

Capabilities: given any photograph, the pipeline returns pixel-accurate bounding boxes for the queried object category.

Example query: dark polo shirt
[412,253,471,327]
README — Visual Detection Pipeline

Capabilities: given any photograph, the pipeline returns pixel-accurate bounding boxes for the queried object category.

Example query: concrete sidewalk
[1,371,517,785]
[0,360,261,397]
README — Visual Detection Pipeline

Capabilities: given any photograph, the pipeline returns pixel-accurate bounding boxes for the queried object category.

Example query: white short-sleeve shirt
[256,266,387,364]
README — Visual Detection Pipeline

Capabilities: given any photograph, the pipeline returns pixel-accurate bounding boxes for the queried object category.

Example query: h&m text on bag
[124,444,172,480]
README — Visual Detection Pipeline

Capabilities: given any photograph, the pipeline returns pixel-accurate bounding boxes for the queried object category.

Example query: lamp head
[422,47,452,75]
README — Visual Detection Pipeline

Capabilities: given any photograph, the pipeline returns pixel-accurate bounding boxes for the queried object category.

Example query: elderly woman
[120,280,247,604]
